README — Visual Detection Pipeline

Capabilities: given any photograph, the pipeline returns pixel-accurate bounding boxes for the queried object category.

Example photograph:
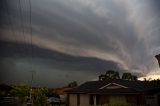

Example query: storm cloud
[0,0,160,87]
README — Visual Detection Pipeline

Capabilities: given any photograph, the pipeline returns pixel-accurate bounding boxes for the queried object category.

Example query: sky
[0,0,160,87]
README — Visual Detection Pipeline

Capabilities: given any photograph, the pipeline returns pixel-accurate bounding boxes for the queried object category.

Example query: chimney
[155,54,160,67]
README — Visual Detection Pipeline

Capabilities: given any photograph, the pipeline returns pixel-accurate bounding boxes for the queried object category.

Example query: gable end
[99,83,128,89]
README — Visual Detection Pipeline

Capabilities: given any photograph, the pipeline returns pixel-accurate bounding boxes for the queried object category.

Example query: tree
[68,81,78,88]
[99,74,106,81]
[132,75,138,81]
[32,88,49,106]
[46,89,59,98]
[10,83,30,103]
[122,73,137,81]
[99,70,120,81]
[98,70,138,81]
[122,73,132,80]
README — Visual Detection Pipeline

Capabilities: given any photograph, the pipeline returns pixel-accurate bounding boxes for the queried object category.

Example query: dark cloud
[0,41,120,71]
[0,0,160,86]
[0,41,121,87]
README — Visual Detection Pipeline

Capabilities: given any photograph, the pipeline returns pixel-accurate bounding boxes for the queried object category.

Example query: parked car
[48,97,61,106]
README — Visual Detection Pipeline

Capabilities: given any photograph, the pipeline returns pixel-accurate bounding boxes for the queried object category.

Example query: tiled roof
[54,87,72,95]
[67,79,160,94]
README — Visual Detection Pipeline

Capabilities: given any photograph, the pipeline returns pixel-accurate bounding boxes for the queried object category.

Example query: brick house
[67,79,160,106]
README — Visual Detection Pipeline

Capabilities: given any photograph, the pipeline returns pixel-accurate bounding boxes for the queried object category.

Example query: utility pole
[29,70,35,105]
[30,70,35,86]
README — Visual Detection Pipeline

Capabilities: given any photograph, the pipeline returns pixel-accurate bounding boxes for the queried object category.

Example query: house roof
[54,87,72,95]
[67,79,160,94]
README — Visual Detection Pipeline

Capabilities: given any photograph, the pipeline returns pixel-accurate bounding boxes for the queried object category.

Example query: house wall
[68,94,89,106]
[69,94,77,106]
[109,95,127,104]
[80,94,89,106]
[96,95,109,105]
[68,93,159,106]
[126,95,137,105]
[95,95,127,105]
[96,94,139,105]
[146,94,159,106]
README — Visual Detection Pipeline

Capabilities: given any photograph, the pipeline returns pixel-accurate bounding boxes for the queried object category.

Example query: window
[126,95,136,103]
[96,95,100,105]
[89,95,94,105]
[100,95,109,104]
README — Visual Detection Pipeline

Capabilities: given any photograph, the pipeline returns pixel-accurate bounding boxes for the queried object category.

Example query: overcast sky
[0,0,160,87]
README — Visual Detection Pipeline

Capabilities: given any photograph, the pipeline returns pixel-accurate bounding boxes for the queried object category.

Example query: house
[66,79,160,106]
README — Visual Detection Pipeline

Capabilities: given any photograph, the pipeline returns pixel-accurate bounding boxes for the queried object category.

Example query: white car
[48,97,61,104]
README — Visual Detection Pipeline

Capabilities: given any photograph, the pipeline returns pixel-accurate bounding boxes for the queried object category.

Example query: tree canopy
[99,70,120,81]
[122,73,137,81]
[10,83,30,103]
[99,70,137,81]
[46,89,59,98]
[68,81,78,88]
[10,83,30,97]
[32,88,49,106]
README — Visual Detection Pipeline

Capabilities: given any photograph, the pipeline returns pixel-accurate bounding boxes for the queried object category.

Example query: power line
[4,0,15,39]
[28,0,36,87]
[28,0,35,102]
[29,0,33,63]
[18,0,35,85]
[4,0,19,53]
[5,0,35,86]
[18,0,29,57]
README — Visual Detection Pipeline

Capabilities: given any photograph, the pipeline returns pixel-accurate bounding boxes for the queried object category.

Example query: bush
[10,83,30,103]
[32,88,49,106]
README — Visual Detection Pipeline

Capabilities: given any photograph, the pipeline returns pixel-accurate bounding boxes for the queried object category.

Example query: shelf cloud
[0,0,160,87]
